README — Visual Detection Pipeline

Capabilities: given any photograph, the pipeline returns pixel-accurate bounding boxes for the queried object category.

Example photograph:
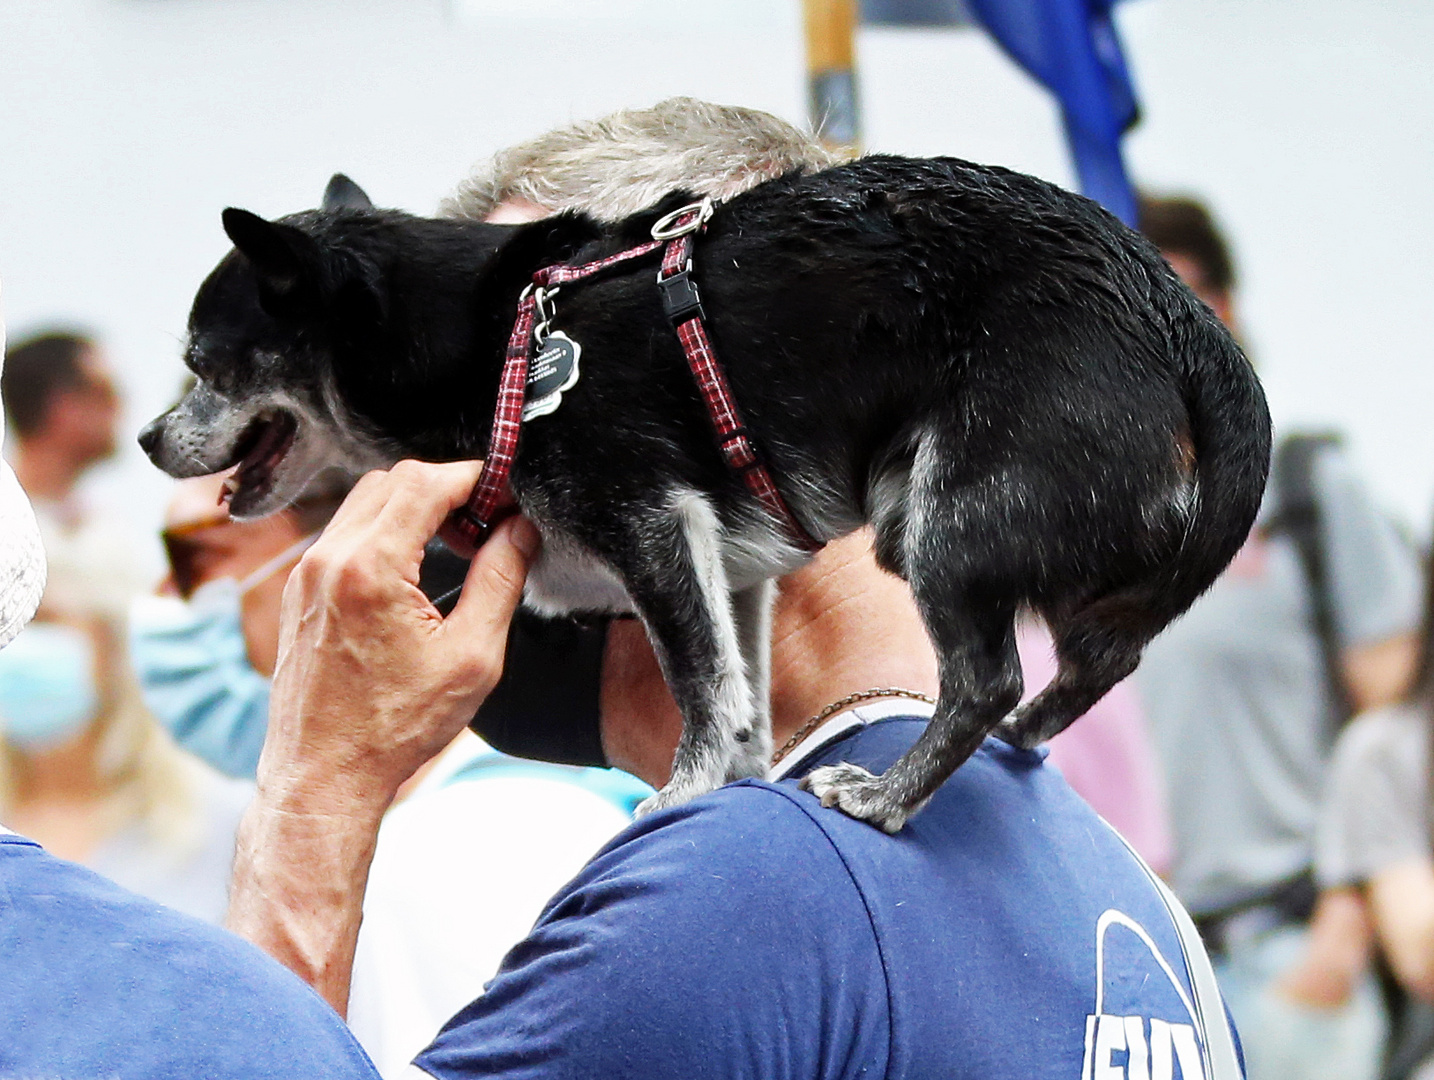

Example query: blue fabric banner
[860,0,1141,225]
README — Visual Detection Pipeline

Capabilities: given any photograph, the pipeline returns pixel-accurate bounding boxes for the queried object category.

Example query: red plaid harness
[449,200,819,554]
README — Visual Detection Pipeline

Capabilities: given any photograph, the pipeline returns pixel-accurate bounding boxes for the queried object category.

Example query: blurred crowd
[1,111,1431,1080]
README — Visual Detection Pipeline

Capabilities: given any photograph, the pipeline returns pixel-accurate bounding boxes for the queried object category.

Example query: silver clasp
[528,284,561,344]
[650,197,715,241]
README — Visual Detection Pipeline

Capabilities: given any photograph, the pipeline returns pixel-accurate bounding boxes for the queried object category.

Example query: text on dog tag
[523,332,582,421]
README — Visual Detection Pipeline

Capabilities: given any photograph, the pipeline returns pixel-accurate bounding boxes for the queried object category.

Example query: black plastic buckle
[658,270,705,324]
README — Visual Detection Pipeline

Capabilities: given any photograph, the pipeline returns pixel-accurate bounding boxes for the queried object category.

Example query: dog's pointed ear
[222,207,327,316]
[322,174,373,212]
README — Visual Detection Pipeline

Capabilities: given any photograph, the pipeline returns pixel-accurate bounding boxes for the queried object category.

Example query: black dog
[140,158,1270,831]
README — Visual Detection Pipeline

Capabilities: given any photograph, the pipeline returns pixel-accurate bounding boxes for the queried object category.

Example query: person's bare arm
[1368,856,1434,1002]
[1341,632,1418,713]
[225,460,538,1014]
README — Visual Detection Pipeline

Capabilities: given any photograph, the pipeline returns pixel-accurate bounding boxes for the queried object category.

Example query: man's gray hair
[441,97,839,223]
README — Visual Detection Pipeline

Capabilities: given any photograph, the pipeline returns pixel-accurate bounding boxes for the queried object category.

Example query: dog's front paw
[801,763,911,834]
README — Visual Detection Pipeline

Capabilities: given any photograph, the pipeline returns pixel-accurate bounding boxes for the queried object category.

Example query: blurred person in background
[131,471,641,1078]
[130,471,339,778]
[1319,527,1434,1080]
[2,329,148,608]
[1136,193,1421,1080]
[0,292,381,1079]
[0,544,252,924]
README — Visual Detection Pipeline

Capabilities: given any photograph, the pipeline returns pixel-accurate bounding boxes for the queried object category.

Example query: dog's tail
[1158,306,1271,622]
[1005,302,1269,752]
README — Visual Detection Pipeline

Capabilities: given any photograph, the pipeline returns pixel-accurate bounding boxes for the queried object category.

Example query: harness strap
[451,204,818,554]
[448,288,541,547]
[544,240,664,287]
[658,228,819,552]
[449,240,663,548]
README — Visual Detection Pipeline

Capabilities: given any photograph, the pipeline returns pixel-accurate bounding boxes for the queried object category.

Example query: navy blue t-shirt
[417,717,1235,1080]
[0,830,380,1079]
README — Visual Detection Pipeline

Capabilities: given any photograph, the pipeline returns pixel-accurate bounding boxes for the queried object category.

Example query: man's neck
[767,531,939,750]
[601,529,939,788]
[12,441,82,503]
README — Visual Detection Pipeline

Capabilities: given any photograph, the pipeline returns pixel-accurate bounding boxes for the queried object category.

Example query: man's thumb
[443,516,540,642]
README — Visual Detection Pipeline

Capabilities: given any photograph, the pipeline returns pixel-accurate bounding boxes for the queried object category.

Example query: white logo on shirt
[1080,910,1207,1080]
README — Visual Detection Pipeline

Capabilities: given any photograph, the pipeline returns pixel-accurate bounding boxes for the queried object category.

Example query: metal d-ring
[650,196,715,240]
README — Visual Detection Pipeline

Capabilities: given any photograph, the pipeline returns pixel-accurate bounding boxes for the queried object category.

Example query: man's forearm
[219,465,537,1014]
[227,782,389,1015]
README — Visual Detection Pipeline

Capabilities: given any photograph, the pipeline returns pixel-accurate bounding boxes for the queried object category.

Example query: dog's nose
[137,418,163,459]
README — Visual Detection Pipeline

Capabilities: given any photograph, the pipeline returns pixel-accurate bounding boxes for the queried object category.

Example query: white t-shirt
[345,732,635,1079]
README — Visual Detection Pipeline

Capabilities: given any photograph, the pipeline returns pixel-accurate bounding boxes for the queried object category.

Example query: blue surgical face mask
[0,622,101,753]
[128,534,316,780]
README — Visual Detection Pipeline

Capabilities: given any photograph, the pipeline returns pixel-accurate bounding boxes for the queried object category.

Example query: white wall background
[2,0,1431,576]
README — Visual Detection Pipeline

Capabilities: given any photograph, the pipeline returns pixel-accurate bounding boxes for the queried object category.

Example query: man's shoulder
[570,773,859,903]
[0,837,379,1077]
[594,717,1103,873]
[1297,436,1408,553]
[1302,436,1362,501]
[567,716,1157,961]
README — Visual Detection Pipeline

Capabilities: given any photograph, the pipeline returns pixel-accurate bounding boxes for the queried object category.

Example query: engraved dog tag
[523,332,582,421]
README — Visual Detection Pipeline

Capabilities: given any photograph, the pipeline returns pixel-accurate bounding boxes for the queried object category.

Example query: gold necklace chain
[769,687,937,767]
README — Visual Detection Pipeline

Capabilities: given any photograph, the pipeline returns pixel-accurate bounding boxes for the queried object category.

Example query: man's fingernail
[508,516,541,559]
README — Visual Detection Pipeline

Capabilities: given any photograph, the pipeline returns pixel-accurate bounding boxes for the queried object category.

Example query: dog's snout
[137,417,164,460]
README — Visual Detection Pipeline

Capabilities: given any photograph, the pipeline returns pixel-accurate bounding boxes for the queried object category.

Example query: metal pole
[803,0,860,153]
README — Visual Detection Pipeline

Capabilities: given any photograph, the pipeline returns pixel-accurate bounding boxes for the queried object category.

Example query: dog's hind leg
[803,582,1024,832]
[997,601,1149,750]
[612,491,765,816]
[804,430,1026,832]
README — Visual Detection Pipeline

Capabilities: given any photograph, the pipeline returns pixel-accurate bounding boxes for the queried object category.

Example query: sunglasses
[161,514,246,600]
[162,496,338,600]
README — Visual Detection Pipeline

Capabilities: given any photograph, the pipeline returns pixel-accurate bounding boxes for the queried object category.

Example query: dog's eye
[184,340,224,379]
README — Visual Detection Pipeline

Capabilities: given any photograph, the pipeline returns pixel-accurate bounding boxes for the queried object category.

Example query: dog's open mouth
[220,411,298,512]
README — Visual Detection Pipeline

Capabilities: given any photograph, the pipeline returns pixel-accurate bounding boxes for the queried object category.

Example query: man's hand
[227,460,539,1012]
[262,459,538,809]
